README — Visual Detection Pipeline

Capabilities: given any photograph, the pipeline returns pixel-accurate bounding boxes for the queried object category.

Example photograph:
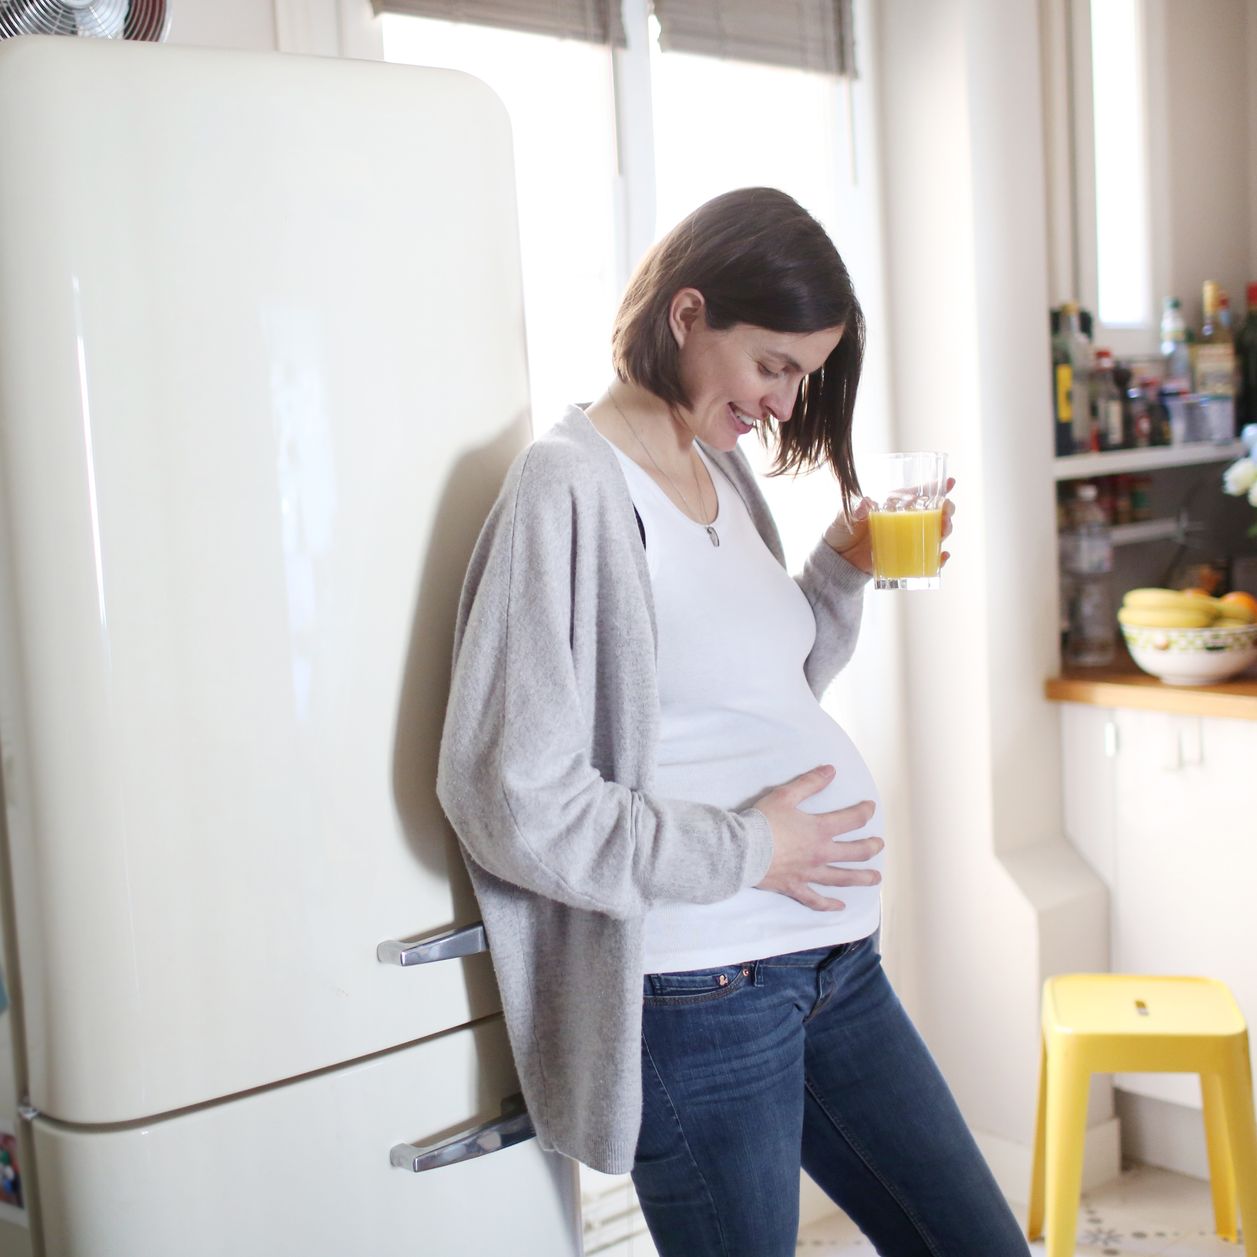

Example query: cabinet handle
[376,922,488,966]
[390,1094,534,1172]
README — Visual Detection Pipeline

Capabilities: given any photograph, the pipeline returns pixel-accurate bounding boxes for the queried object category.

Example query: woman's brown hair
[611,187,865,507]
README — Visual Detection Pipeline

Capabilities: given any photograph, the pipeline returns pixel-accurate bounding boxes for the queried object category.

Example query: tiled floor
[581,1162,1238,1256]
[795,1164,1238,1255]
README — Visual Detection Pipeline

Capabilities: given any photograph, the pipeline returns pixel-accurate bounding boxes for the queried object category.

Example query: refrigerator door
[32,1017,582,1257]
[0,38,532,1122]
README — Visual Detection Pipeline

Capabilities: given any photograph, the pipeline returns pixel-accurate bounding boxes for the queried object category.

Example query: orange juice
[869,508,943,581]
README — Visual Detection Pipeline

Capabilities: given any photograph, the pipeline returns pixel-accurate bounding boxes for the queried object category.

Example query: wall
[1152,0,1252,328]
[874,0,1115,1198]
[166,0,277,51]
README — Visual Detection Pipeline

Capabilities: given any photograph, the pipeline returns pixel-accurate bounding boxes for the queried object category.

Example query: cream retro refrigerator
[0,35,581,1256]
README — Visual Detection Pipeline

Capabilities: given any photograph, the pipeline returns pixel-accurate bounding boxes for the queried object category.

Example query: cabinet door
[1112,711,1257,1107]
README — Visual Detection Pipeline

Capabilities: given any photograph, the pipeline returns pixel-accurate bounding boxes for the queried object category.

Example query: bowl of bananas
[1117,588,1257,686]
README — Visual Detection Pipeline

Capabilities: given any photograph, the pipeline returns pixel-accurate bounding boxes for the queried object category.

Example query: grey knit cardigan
[436,405,868,1174]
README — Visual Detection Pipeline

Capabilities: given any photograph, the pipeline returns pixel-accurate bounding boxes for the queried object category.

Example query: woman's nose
[764,380,799,421]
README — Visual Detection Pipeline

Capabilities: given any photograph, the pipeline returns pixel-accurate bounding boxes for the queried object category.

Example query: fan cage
[0,0,169,42]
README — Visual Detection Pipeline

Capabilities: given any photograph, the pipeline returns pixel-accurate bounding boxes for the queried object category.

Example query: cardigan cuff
[738,807,775,888]
[808,535,872,594]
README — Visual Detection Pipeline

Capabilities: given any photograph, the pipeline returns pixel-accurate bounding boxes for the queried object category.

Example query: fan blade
[74,0,127,37]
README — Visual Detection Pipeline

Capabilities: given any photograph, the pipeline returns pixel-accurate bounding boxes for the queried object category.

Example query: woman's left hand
[824,476,956,574]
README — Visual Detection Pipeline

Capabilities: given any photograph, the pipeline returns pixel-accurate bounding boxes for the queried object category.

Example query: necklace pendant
[706,525,720,547]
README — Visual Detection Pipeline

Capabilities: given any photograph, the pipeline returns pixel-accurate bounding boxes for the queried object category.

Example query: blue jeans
[632,936,1029,1256]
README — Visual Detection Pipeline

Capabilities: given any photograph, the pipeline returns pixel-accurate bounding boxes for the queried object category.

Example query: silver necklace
[607,389,720,547]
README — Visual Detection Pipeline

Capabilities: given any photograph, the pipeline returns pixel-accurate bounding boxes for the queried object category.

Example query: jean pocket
[642,962,755,1007]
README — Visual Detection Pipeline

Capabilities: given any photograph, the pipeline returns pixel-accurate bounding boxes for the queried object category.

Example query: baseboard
[1114,1089,1209,1181]
[973,1118,1122,1204]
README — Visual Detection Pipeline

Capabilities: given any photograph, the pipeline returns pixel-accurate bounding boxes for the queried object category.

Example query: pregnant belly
[652,707,884,893]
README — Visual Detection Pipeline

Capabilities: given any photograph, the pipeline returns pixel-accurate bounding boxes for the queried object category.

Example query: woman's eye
[757,363,780,378]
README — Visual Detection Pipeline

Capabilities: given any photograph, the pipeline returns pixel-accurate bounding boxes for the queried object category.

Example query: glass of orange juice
[866,452,948,590]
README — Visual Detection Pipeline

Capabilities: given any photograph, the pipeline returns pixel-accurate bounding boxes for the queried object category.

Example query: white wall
[1152,0,1252,327]
[874,0,1113,1197]
[166,0,277,51]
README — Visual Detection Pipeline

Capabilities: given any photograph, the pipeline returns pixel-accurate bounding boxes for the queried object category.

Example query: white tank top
[605,439,884,974]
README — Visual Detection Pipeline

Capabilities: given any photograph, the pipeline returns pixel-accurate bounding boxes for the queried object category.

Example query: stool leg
[1044,1049,1090,1257]
[1201,1071,1238,1242]
[1028,1037,1047,1241]
[1214,1038,1257,1256]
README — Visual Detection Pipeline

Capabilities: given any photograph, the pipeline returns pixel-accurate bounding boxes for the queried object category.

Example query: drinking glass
[866,452,949,590]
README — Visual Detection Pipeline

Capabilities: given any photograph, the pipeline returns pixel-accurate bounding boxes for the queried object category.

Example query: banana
[1122,588,1206,610]
[1117,605,1215,629]
[1217,609,1256,626]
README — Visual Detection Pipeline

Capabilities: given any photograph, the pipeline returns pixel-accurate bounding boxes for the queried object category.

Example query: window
[383,15,622,427]
[382,7,871,443]
[1089,0,1151,331]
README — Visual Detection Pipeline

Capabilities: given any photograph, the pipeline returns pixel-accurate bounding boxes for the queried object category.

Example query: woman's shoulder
[510,405,624,498]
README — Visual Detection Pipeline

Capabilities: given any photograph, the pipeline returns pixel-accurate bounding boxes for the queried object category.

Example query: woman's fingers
[776,763,837,807]
[824,834,883,862]
[808,865,882,887]
[815,799,876,838]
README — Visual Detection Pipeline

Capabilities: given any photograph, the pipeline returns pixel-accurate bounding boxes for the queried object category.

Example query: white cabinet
[1059,704,1257,1108]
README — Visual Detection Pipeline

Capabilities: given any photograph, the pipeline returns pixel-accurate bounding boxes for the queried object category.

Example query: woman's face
[670,289,844,452]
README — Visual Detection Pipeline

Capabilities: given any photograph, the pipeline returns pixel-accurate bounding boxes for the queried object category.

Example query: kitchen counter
[1045,654,1257,721]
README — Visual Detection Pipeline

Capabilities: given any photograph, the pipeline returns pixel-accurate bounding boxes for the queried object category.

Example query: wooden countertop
[1045,650,1257,721]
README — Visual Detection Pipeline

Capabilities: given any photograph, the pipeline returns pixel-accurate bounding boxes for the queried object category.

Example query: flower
[1223,457,1257,496]
[1222,457,1257,538]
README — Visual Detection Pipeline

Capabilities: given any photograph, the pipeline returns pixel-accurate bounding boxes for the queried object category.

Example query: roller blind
[371,0,625,46]
[652,0,856,76]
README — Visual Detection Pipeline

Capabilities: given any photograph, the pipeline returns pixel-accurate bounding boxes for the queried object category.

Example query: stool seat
[1028,973,1257,1257]
[1047,974,1246,1040]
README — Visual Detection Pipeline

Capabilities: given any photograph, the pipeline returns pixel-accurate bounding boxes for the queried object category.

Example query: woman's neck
[592,381,696,475]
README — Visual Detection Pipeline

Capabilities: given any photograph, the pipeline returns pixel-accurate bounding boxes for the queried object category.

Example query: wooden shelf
[1053,440,1244,480]
[1045,659,1257,721]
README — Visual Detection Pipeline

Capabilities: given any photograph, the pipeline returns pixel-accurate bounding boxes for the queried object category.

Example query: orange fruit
[1218,591,1257,623]
[1181,587,1214,599]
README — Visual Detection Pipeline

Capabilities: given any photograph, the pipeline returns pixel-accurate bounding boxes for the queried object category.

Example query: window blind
[370,0,625,46]
[652,0,856,76]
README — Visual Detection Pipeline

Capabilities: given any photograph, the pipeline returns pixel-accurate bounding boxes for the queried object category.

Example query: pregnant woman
[437,187,1027,1256]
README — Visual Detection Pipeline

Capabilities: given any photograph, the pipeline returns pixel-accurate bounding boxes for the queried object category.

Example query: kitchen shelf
[1045,661,1257,721]
[1110,516,1184,546]
[1053,440,1244,480]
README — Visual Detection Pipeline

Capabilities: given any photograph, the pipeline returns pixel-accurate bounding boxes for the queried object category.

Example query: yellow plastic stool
[1027,974,1257,1256]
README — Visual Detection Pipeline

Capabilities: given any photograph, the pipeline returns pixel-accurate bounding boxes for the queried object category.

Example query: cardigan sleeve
[795,538,870,698]
[436,446,774,921]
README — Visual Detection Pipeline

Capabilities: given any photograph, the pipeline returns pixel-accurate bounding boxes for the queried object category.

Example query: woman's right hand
[750,765,883,911]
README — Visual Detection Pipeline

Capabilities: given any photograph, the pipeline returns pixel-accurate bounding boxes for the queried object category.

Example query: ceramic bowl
[1120,621,1257,686]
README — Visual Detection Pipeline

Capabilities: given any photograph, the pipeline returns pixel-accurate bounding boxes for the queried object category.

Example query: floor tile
[793,1164,1232,1257]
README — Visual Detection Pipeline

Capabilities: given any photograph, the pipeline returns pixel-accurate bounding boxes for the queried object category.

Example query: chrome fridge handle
[390,1094,534,1172]
[376,922,487,966]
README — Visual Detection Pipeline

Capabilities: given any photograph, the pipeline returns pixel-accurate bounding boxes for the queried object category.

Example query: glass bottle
[1236,282,1257,428]
[1160,296,1191,393]
[1059,482,1115,668]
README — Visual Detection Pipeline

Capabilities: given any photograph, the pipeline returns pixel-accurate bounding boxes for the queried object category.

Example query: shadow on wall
[390,407,532,922]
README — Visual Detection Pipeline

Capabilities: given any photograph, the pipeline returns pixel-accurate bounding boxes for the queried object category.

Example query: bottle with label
[1051,309,1074,455]
[1160,296,1192,393]
[1128,377,1155,447]
[1236,282,1257,428]
[1092,348,1124,450]
[1054,302,1093,455]
[1194,279,1236,397]
[1059,482,1115,667]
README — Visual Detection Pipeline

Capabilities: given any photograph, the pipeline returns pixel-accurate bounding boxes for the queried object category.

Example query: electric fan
[0,0,169,41]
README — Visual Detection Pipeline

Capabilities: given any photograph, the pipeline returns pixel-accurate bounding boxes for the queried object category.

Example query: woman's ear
[668,288,705,348]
